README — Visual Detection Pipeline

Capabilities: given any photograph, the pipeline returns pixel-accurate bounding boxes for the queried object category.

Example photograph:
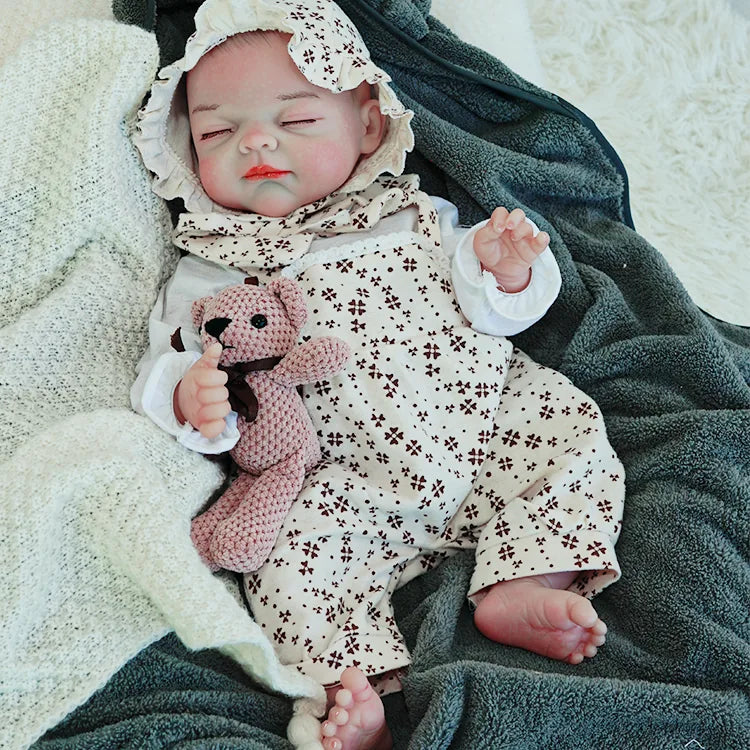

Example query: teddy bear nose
[204,317,232,339]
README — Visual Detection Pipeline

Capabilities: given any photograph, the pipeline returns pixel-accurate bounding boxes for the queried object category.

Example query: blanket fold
[2,0,748,748]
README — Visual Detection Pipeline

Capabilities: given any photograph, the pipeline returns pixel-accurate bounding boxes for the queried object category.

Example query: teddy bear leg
[191,472,257,571]
[209,451,306,572]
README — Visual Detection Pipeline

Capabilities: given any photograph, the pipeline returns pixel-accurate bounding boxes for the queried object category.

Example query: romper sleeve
[130,255,244,454]
[431,196,562,337]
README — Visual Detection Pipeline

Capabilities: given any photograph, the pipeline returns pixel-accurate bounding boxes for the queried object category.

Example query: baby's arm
[473,207,550,293]
[130,255,244,452]
[432,196,561,337]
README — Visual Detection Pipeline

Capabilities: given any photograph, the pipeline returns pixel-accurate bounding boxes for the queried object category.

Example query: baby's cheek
[197,158,220,196]
[196,156,239,208]
[307,140,360,184]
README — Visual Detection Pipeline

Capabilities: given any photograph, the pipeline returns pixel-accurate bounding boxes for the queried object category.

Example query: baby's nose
[239,126,278,153]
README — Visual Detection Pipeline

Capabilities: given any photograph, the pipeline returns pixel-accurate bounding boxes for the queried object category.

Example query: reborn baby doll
[130,1,624,748]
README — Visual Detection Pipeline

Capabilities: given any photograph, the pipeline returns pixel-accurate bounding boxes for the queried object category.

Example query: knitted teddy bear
[187,277,350,572]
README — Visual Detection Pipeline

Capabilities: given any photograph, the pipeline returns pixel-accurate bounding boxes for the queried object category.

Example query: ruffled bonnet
[134,0,415,213]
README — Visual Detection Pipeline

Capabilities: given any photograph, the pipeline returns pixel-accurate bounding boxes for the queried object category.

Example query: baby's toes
[321,732,339,750]
[582,643,599,659]
[571,618,607,663]
[328,706,350,728]
[321,707,349,750]
[590,621,607,648]
[568,596,599,629]
[567,650,586,665]
[321,722,344,750]
[334,686,356,712]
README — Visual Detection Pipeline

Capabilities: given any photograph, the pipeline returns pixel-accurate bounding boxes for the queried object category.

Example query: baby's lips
[243,164,291,179]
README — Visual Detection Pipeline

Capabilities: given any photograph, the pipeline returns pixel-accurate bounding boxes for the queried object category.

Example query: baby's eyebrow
[277,90,320,101]
[191,103,220,114]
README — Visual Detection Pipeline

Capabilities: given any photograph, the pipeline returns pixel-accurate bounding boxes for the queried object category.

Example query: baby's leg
[461,351,623,663]
[474,571,607,664]
[321,667,392,750]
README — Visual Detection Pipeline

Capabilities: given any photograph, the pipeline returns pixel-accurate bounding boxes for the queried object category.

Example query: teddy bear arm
[271,336,351,387]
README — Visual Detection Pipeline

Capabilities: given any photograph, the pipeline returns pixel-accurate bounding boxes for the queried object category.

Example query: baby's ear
[359,94,386,157]
[267,278,307,331]
[191,296,212,330]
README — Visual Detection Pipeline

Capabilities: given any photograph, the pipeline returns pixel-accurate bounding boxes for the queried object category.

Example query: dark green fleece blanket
[37,0,750,747]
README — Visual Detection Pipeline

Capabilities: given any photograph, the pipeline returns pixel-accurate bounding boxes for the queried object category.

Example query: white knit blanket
[0,20,323,750]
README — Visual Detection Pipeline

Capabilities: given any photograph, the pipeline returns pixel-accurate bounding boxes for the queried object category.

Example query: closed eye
[200,128,232,140]
[281,119,318,127]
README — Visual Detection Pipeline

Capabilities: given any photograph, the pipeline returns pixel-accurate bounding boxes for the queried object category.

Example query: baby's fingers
[194,363,228,387]
[198,384,230,406]
[199,342,223,367]
[505,207,528,233]
[489,206,511,233]
[508,216,534,243]
[198,401,231,423]
[532,230,550,254]
[199,419,229,440]
[510,227,550,266]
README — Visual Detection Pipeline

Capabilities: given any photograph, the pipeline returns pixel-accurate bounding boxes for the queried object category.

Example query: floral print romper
[175,178,625,690]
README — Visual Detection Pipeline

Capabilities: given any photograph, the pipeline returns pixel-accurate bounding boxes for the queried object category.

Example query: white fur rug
[525,0,749,326]
[4,0,748,326]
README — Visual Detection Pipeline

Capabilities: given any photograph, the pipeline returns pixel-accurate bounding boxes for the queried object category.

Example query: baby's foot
[474,577,607,664]
[321,667,392,750]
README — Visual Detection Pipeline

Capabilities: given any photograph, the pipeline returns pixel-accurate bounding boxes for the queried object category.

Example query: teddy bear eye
[251,314,267,329]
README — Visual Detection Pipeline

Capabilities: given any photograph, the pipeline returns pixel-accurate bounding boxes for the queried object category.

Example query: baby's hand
[174,342,230,439]
[473,207,550,293]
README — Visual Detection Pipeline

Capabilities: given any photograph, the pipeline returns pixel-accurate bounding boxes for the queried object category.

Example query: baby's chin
[229,183,325,218]
[247,202,297,218]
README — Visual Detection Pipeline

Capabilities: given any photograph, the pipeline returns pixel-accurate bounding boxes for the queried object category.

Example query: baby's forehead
[189,33,306,88]
[214,29,290,55]
[190,30,291,74]
[187,33,358,104]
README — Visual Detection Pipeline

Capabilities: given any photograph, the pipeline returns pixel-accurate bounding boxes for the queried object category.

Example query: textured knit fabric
[0,20,325,750]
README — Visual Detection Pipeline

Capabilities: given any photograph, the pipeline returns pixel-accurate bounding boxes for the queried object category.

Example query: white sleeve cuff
[140,350,240,455]
[451,218,562,337]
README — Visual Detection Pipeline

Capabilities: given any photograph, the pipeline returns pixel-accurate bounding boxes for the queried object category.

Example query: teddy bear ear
[267,277,307,330]
[191,296,212,331]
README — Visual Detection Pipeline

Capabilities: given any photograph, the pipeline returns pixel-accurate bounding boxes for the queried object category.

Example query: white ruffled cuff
[141,350,240,455]
[452,219,561,337]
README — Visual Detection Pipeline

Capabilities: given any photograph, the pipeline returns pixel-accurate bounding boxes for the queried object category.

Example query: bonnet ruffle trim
[133,0,414,213]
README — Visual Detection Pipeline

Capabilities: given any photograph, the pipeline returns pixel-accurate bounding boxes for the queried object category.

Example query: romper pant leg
[444,349,624,602]
[242,462,416,689]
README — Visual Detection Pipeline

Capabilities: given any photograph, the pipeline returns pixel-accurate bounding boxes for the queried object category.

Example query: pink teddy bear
[187,277,350,572]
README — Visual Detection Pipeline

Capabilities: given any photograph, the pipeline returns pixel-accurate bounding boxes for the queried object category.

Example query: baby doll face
[187,31,383,217]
